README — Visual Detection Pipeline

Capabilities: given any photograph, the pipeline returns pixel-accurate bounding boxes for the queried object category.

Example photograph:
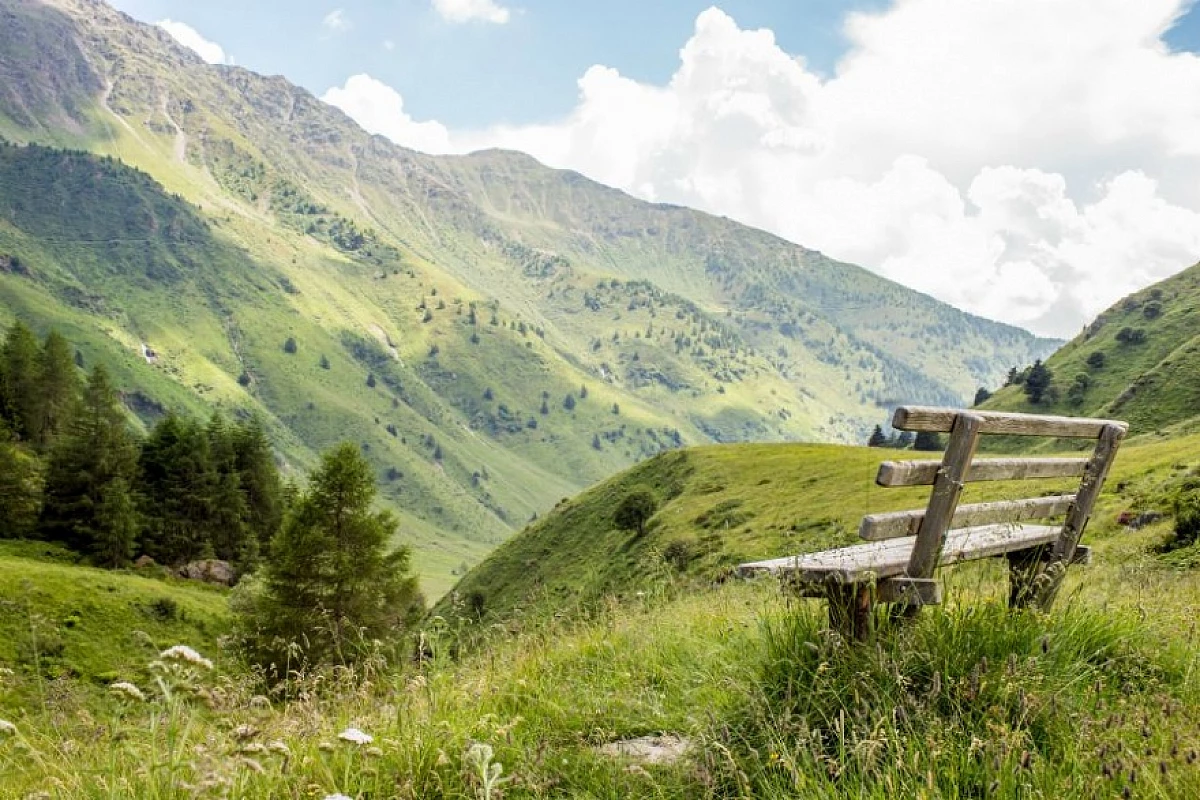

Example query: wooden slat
[737,523,1062,583]
[860,494,1075,540]
[875,457,1089,487]
[1034,423,1125,609]
[892,406,1128,439]
[906,412,982,580]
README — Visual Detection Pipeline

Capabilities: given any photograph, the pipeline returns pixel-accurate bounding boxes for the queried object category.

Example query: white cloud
[383,40,395,51]
[432,0,511,25]
[325,2,1200,337]
[321,74,453,154]
[156,20,231,65]
[322,8,351,33]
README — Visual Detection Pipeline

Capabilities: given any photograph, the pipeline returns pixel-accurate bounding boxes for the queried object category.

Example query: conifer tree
[235,443,423,670]
[206,413,256,567]
[92,476,139,568]
[40,365,139,555]
[867,425,888,447]
[1023,360,1053,404]
[139,414,215,564]
[233,416,284,550]
[33,331,80,449]
[0,321,40,441]
[0,438,42,539]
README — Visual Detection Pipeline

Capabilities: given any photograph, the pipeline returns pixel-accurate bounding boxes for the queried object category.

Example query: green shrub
[614,487,658,535]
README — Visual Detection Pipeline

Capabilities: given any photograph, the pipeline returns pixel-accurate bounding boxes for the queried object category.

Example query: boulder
[177,559,236,586]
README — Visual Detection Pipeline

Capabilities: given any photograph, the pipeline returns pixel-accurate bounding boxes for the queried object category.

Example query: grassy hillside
[0,0,1057,597]
[0,541,228,691]
[7,434,1200,796]
[440,426,1200,622]
[984,261,1200,435]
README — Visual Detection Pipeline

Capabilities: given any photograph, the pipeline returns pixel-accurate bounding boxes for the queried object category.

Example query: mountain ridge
[0,0,1058,594]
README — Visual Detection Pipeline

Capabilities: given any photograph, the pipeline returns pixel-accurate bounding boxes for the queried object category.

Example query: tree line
[1,321,424,673]
[0,321,283,568]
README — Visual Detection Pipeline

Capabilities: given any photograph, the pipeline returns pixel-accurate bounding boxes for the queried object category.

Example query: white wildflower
[0,719,15,735]
[109,681,147,701]
[338,727,373,745]
[267,740,290,755]
[159,645,214,670]
[323,794,353,800]
[240,742,266,754]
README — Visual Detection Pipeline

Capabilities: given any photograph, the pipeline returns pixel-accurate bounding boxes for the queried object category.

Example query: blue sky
[114,0,905,126]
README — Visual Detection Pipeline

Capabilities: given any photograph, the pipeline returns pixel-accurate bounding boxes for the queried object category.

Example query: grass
[0,541,228,697]
[4,428,1200,796]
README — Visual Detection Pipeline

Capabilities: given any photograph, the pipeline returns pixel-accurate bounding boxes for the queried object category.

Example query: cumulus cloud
[322,74,453,154]
[156,20,231,65]
[324,1,1200,337]
[322,8,351,33]
[432,0,511,25]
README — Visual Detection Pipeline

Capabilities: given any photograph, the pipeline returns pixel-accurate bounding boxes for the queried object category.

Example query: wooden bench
[738,406,1127,639]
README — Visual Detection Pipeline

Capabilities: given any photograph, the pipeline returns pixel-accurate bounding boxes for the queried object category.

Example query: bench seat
[738,523,1063,584]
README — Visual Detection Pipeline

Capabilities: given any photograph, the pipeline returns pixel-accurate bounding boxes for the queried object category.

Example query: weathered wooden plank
[860,494,1076,540]
[1033,423,1126,609]
[875,457,1089,487]
[877,576,942,606]
[892,406,1128,439]
[906,412,983,580]
[737,523,1062,583]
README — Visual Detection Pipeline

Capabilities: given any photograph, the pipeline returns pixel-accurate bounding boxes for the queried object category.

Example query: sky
[112,0,1200,339]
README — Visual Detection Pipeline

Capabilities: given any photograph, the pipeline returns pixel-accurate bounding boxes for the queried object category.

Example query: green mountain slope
[982,262,1200,434]
[0,0,1057,594]
[439,426,1200,623]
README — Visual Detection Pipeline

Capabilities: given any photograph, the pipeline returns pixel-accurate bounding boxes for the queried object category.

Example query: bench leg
[827,584,872,641]
[1008,546,1049,609]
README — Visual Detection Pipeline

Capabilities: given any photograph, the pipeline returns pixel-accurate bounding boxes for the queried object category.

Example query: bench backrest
[866,406,1128,580]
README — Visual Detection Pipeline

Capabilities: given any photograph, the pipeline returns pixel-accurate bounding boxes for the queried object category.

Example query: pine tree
[207,414,256,567]
[914,431,942,451]
[235,443,424,671]
[233,416,284,551]
[973,387,991,406]
[40,365,139,555]
[0,439,42,539]
[0,321,40,441]
[92,476,139,568]
[33,331,81,449]
[1024,360,1052,404]
[867,425,887,447]
[138,414,215,564]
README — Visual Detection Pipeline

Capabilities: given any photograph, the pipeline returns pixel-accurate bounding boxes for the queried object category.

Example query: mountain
[0,0,1057,593]
[982,261,1200,435]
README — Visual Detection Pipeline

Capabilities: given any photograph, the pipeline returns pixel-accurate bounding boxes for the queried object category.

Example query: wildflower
[268,740,290,755]
[323,794,353,800]
[109,681,147,702]
[0,719,16,735]
[159,645,214,670]
[338,727,373,745]
[240,742,266,754]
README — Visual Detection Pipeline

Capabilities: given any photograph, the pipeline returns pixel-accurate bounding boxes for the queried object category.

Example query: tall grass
[735,599,1200,798]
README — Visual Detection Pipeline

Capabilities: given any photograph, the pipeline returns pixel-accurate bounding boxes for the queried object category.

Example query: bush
[1086,351,1106,369]
[1116,327,1145,345]
[614,487,658,535]
[1170,479,1200,549]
